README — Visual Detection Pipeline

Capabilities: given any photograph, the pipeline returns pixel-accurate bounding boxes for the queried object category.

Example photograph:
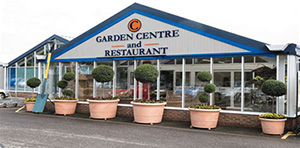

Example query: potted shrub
[88,65,119,120]
[25,77,41,112]
[189,71,221,130]
[53,96,77,116]
[259,80,287,135]
[24,97,36,112]
[131,64,166,125]
[54,72,78,116]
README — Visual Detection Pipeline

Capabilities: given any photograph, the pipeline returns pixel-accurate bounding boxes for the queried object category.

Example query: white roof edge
[266,44,290,51]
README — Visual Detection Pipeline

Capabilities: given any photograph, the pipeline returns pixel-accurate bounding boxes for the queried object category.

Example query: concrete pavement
[0,107,299,148]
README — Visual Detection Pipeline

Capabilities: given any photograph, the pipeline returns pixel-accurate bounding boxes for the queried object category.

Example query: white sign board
[56,13,249,60]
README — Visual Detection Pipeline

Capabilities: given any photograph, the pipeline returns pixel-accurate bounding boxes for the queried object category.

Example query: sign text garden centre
[95,19,179,57]
[55,13,248,60]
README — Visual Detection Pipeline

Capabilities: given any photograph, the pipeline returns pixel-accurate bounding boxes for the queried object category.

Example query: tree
[62,89,74,97]
[134,64,158,83]
[92,65,114,83]
[57,72,75,98]
[196,71,212,82]
[57,80,68,90]
[196,71,216,105]
[92,65,114,98]
[261,80,286,113]
[134,64,158,100]
[26,77,41,97]
[63,72,75,81]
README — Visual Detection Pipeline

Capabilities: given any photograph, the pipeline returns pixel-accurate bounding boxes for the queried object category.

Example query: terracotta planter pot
[131,101,167,125]
[54,100,78,116]
[189,108,221,130]
[87,99,120,120]
[25,102,35,112]
[259,118,287,135]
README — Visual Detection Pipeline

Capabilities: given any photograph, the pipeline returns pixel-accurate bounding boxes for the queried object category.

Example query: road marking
[281,131,294,140]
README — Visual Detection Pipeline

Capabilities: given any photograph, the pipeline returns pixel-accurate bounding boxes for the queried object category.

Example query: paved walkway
[0,97,25,108]
[0,107,299,148]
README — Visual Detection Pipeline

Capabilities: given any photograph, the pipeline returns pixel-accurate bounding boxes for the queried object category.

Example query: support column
[93,61,97,98]
[182,58,185,108]
[15,63,18,97]
[287,55,297,117]
[24,57,27,91]
[33,52,37,92]
[210,57,213,105]
[3,66,7,91]
[58,62,62,97]
[230,71,234,108]
[241,56,245,112]
[112,60,116,97]
[276,55,286,114]
[43,63,46,78]
[134,60,137,100]
[34,52,36,77]
[138,61,143,99]
[156,59,160,100]
[75,62,79,99]
[5,67,8,91]
[138,82,143,99]
[38,62,42,93]
[44,45,47,55]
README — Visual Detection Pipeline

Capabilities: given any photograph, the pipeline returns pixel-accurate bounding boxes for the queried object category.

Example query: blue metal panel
[51,3,280,62]
[51,52,276,62]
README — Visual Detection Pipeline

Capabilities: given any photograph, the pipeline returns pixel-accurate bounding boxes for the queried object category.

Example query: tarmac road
[0,108,299,148]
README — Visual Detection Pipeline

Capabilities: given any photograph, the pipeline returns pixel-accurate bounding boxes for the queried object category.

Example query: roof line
[8,34,69,66]
[52,3,273,60]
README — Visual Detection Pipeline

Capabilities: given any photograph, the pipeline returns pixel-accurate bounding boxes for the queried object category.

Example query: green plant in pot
[88,65,119,120]
[56,72,75,99]
[63,72,75,81]
[189,71,221,130]
[25,77,41,112]
[259,80,287,135]
[91,65,114,99]
[134,64,159,100]
[26,77,41,98]
[131,64,166,125]
[53,73,77,116]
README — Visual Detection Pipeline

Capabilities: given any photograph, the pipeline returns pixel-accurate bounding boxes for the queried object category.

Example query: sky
[0,0,299,63]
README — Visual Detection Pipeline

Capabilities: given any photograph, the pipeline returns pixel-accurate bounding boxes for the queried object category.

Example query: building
[4,35,69,97]
[3,3,300,128]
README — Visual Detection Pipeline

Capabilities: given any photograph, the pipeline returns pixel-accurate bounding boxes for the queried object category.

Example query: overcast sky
[0,0,299,63]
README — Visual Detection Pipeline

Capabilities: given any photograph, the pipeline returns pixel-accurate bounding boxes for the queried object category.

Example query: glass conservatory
[4,3,300,118]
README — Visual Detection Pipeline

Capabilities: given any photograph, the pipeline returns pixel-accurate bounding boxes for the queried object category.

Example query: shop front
[4,3,300,128]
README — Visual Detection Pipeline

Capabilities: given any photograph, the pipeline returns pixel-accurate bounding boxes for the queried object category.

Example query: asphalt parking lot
[0,106,299,148]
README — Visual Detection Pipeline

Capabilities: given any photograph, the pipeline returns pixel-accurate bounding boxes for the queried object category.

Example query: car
[0,89,9,99]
